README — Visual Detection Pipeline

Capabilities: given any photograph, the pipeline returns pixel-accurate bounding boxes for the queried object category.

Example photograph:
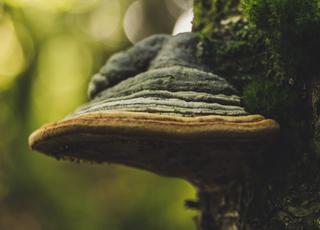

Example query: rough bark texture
[191,0,320,229]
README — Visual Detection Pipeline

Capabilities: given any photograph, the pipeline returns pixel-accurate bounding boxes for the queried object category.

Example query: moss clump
[193,0,318,141]
[243,79,310,154]
[193,0,241,38]
[239,0,320,154]
[243,79,299,121]
[197,16,267,91]
[242,0,320,80]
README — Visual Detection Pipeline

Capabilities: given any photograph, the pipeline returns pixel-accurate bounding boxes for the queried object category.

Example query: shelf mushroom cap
[29,33,279,187]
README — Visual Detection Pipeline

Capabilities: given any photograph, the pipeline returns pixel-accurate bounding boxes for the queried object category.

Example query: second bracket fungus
[29,33,279,188]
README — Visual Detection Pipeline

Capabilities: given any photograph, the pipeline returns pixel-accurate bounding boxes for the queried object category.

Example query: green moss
[241,0,320,79]
[191,1,320,228]
[242,0,320,32]
[243,79,298,120]
[192,0,216,38]
[243,78,310,154]
[194,0,320,87]
[193,0,241,38]
[238,0,320,153]
[200,22,266,91]
[194,0,317,150]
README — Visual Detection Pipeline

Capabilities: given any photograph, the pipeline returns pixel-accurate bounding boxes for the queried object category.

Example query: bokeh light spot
[165,0,193,17]
[4,0,77,12]
[69,0,100,14]
[32,35,92,124]
[0,16,25,89]
[4,0,109,13]
[172,8,193,35]
[123,0,145,44]
[173,0,193,11]
[88,0,121,41]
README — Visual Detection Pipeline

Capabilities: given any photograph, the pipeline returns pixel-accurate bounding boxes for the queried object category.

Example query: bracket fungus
[29,33,279,188]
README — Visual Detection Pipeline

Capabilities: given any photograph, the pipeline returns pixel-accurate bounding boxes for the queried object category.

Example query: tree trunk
[190,0,320,229]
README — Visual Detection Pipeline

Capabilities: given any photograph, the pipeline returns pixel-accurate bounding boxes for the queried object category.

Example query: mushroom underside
[29,111,279,186]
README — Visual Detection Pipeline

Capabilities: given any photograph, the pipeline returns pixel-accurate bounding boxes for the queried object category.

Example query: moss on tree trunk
[191,0,320,229]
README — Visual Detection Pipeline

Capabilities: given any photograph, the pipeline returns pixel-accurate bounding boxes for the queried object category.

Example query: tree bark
[190,0,320,229]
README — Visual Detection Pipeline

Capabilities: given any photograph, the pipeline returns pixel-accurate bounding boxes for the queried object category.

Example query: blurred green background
[0,0,197,229]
